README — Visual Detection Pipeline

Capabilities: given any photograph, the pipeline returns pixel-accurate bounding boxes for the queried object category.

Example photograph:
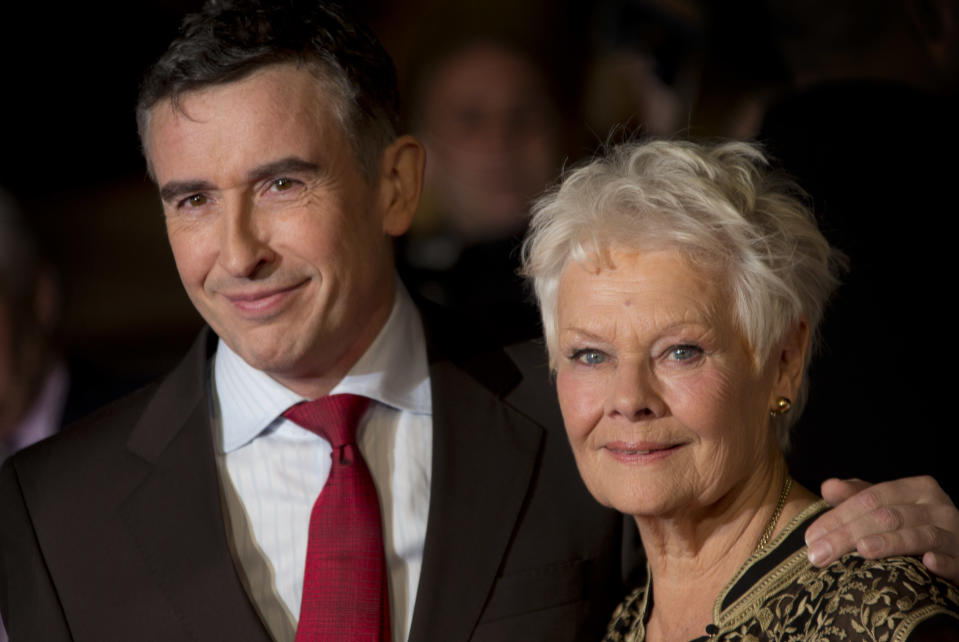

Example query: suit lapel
[409,348,545,642]
[115,311,545,640]
[118,329,272,640]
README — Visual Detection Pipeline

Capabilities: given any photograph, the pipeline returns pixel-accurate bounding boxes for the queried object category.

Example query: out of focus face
[420,43,558,240]
[555,248,784,520]
[147,64,406,395]
[0,299,13,436]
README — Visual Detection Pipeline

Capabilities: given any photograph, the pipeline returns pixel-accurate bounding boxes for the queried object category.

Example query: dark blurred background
[1,0,956,495]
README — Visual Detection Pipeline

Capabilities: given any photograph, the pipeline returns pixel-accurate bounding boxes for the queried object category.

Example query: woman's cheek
[556,366,605,445]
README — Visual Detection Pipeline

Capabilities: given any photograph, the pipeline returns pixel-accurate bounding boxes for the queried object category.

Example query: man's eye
[571,349,607,365]
[179,193,208,208]
[271,177,297,191]
[668,345,703,361]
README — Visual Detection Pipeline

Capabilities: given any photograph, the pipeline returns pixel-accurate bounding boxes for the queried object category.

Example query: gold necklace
[756,476,792,552]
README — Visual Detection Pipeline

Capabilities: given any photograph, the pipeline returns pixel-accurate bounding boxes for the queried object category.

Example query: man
[397,37,561,346]
[0,4,621,640]
[0,191,66,468]
[0,192,69,642]
[1,2,957,640]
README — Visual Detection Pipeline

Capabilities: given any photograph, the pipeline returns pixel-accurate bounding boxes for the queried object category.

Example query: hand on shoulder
[803,476,959,585]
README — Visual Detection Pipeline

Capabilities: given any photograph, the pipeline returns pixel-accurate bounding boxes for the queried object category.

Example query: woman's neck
[637,457,818,640]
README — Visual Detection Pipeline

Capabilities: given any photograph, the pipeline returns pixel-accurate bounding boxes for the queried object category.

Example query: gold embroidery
[603,501,959,641]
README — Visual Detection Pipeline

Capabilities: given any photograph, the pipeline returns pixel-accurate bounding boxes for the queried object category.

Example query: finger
[805,486,885,546]
[849,476,950,506]
[922,551,959,586]
[806,504,959,567]
[809,476,951,541]
[856,524,959,560]
[819,477,870,506]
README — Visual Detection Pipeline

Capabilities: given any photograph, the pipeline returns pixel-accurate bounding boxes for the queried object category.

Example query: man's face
[0,298,14,436]
[421,43,558,241]
[147,64,402,395]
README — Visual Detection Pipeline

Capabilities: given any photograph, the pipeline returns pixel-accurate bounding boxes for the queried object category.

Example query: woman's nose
[607,362,666,422]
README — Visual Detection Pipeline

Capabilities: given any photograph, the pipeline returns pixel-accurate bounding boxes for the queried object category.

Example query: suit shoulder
[503,338,552,381]
[501,339,564,433]
[4,381,159,484]
[7,329,212,480]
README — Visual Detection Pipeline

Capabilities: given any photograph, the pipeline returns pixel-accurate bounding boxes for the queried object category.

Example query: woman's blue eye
[573,349,607,365]
[669,345,702,361]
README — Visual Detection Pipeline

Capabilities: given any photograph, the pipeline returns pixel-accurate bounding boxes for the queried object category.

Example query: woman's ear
[772,319,810,402]
[376,135,426,237]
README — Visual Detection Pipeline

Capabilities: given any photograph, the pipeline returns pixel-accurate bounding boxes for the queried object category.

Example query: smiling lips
[223,280,308,316]
[604,441,683,462]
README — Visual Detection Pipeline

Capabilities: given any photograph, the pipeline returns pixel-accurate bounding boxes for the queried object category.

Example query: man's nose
[607,362,666,422]
[218,199,275,277]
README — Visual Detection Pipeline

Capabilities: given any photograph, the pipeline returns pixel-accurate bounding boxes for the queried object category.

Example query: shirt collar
[214,280,432,454]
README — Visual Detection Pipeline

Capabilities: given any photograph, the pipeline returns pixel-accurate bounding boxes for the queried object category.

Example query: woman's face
[555,248,792,519]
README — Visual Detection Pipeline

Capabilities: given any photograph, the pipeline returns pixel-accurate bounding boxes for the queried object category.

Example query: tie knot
[283,394,371,447]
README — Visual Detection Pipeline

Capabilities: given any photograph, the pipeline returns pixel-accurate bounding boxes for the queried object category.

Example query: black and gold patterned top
[604,501,959,641]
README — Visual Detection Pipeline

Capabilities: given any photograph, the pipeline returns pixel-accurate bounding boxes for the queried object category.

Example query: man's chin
[225,334,300,374]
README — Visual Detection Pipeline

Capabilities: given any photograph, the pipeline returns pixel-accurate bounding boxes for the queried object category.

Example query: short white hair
[522,139,844,446]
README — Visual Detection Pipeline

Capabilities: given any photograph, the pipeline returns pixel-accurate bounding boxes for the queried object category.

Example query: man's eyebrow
[247,157,321,183]
[157,157,321,203]
[159,180,217,203]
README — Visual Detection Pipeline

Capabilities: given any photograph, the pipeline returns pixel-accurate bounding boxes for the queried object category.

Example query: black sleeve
[908,614,959,641]
[0,460,72,641]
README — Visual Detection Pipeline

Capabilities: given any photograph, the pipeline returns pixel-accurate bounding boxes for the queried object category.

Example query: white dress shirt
[212,283,432,642]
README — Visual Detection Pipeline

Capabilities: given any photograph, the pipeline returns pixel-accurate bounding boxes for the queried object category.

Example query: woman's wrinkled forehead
[562,240,759,352]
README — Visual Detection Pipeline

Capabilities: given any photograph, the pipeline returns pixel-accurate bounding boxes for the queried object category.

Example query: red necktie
[283,394,391,642]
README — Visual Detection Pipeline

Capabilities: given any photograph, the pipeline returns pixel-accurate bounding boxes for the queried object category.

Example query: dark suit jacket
[0,321,629,641]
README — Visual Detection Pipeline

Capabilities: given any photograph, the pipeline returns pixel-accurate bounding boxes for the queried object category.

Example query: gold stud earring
[770,397,792,417]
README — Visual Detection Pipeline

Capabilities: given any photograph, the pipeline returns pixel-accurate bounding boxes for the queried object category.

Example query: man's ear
[376,135,426,237]
[771,319,810,403]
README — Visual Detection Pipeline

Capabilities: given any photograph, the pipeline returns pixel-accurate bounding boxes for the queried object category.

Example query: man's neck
[266,287,398,400]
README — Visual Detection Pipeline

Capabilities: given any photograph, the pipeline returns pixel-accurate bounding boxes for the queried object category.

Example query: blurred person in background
[398,37,563,345]
[582,0,793,141]
[582,0,705,139]
[0,189,68,642]
[0,190,66,467]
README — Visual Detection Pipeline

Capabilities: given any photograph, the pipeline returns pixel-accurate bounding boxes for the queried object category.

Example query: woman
[522,140,959,640]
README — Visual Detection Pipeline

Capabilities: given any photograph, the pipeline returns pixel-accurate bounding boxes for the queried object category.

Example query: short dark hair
[136,0,400,180]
